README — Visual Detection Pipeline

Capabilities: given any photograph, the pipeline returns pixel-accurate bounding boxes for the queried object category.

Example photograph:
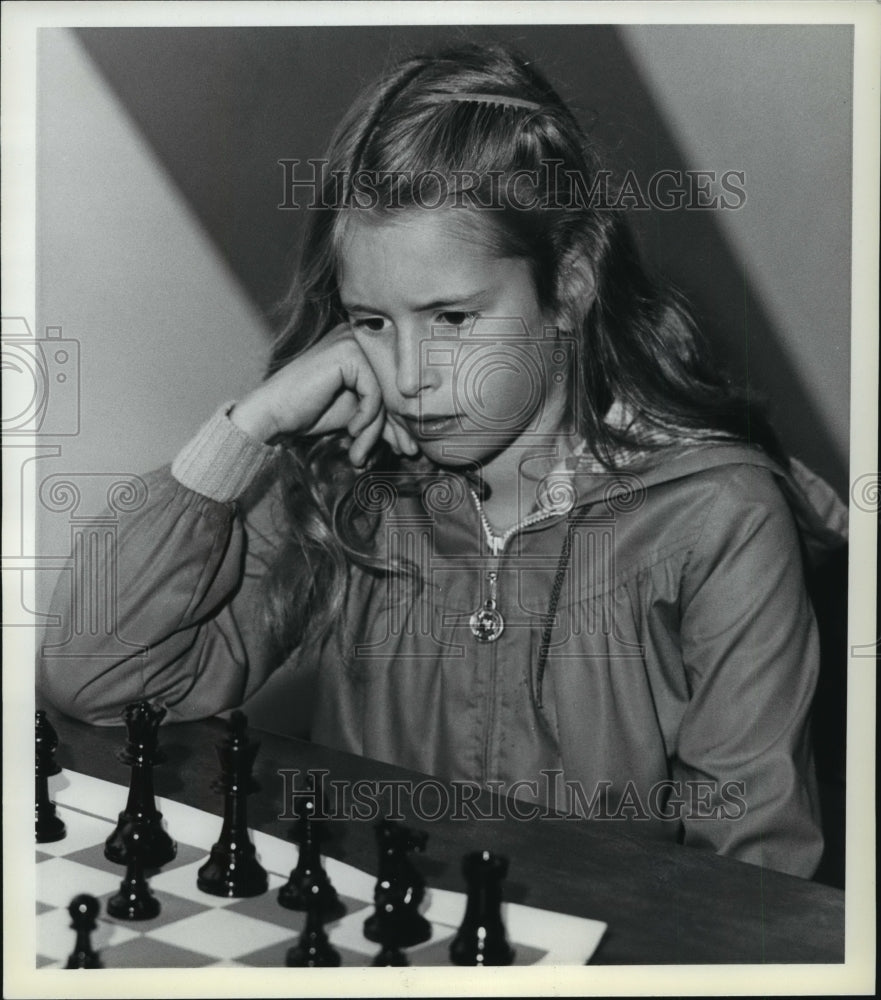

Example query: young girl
[38,45,846,879]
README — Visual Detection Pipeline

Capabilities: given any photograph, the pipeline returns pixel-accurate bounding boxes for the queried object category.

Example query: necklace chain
[466,487,578,670]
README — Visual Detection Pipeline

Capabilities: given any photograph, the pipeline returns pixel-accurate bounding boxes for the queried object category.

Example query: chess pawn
[65,894,102,968]
[449,850,515,966]
[197,711,268,897]
[106,839,161,920]
[278,777,345,921]
[35,710,66,843]
[285,902,341,968]
[363,819,432,948]
[104,700,176,868]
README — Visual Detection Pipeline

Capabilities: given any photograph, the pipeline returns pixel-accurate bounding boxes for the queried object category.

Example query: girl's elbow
[36,657,127,727]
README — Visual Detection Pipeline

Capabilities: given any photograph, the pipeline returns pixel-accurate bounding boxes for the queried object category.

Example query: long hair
[261,43,785,657]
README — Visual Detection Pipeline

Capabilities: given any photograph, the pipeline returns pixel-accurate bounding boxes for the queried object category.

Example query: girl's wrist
[229,392,279,443]
[171,402,281,502]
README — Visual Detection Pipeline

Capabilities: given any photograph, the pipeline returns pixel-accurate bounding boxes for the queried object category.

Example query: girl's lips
[402,414,462,437]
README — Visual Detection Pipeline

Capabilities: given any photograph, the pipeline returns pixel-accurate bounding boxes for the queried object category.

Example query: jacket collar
[420,439,847,562]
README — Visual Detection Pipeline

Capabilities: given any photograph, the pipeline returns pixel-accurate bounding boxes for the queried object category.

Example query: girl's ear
[549,251,597,334]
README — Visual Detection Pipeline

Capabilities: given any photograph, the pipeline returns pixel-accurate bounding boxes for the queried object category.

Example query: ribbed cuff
[171,402,281,503]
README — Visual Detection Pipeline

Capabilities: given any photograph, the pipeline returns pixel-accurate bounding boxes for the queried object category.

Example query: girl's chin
[414,435,510,469]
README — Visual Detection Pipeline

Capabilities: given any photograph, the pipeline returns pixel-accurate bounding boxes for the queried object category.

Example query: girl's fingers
[309,392,361,437]
[381,417,402,455]
[386,414,420,456]
[349,408,385,468]
[309,335,420,465]
[344,351,384,438]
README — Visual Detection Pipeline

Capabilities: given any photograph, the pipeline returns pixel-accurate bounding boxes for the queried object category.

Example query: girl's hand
[230,324,418,466]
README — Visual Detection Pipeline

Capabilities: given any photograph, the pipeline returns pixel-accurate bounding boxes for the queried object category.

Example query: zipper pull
[469,571,505,643]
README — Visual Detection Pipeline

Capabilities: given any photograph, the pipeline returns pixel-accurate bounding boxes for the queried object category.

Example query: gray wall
[621,25,851,484]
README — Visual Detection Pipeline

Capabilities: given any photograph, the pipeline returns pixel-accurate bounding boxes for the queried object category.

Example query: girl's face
[338,210,571,468]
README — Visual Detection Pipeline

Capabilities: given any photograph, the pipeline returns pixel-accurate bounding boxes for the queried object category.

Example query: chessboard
[37,770,607,968]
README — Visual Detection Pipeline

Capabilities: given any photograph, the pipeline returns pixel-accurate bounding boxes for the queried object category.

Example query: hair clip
[433,92,541,112]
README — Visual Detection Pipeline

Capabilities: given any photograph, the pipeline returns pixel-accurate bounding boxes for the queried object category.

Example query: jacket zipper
[468,489,569,782]
[468,488,566,557]
[482,559,501,783]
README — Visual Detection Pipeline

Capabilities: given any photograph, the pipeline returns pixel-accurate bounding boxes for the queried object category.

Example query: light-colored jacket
[38,416,847,879]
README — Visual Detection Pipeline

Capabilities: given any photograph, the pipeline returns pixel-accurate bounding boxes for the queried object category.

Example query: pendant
[470,571,504,642]
[469,604,505,642]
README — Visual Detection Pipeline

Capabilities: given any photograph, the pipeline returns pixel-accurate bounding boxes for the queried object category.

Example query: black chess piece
[449,850,515,965]
[197,711,268,897]
[35,710,66,843]
[278,774,345,920]
[104,700,176,868]
[370,864,410,969]
[371,920,409,968]
[371,942,409,967]
[363,819,431,949]
[106,826,161,920]
[65,894,102,968]
[285,895,341,967]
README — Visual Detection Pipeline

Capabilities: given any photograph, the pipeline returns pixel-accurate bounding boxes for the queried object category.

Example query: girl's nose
[395,325,438,398]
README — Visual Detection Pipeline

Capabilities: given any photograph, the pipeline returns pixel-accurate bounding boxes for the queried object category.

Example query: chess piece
[65,894,102,968]
[35,710,66,843]
[278,774,345,920]
[104,700,176,868]
[371,918,410,968]
[197,711,268,897]
[449,850,515,965]
[371,942,409,967]
[285,896,341,967]
[106,827,161,920]
[363,819,431,949]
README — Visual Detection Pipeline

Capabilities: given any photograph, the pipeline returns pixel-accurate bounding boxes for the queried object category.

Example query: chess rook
[278,774,345,920]
[363,819,432,949]
[65,894,102,969]
[104,701,176,868]
[449,850,515,966]
[35,710,66,843]
[197,711,268,897]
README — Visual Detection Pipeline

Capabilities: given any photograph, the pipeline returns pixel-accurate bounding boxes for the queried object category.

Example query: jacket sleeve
[673,464,825,878]
[36,406,291,725]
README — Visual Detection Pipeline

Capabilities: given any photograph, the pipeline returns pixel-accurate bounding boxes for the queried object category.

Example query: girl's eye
[436,311,478,328]
[349,316,387,333]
